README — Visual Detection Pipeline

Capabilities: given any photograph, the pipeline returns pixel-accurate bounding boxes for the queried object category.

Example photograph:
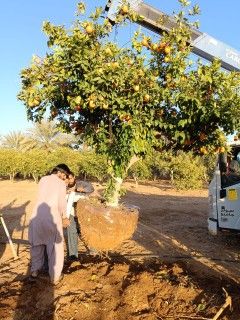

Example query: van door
[208,167,220,235]
[217,183,240,231]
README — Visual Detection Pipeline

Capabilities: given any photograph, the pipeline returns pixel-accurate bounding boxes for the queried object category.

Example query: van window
[221,156,240,187]
[237,152,240,163]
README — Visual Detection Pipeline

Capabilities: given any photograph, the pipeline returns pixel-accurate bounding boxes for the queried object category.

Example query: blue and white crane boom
[105,0,240,72]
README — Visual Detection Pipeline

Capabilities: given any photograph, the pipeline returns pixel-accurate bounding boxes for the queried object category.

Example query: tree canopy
[18,1,240,205]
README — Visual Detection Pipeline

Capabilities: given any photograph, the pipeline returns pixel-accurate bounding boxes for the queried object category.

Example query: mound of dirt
[76,199,139,251]
[1,256,240,320]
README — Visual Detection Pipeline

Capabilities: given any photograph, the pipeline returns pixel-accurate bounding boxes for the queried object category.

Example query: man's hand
[76,187,86,193]
[62,217,70,228]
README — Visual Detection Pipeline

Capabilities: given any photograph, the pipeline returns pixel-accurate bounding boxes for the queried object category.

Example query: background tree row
[0,147,215,190]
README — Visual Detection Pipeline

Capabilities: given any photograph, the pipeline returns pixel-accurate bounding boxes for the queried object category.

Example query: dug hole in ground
[0,179,240,320]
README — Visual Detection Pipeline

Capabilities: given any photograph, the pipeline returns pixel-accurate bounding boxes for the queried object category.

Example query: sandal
[28,270,39,282]
[50,274,64,286]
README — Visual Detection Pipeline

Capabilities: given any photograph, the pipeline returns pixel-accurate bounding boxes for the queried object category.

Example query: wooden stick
[0,214,18,260]
[162,316,210,320]
[178,317,210,320]
[212,289,232,320]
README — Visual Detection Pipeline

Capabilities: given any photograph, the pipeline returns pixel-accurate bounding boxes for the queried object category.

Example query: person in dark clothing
[222,160,240,187]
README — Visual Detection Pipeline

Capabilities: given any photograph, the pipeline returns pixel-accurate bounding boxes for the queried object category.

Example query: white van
[208,142,240,235]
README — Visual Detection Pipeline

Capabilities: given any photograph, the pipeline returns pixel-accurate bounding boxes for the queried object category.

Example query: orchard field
[1,179,240,320]
[1,0,240,319]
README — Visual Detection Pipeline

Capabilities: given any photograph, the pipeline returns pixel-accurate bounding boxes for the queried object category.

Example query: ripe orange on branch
[75,105,81,111]
[29,98,40,107]
[138,69,145,77]
[164,46,171,55]
[200,146,208,155]
[89,100,96,109]
[143,94,150,103]
[120,5,129,14]
[127,59,134,66]
[85,24,94,34]
[133,85,140,92]
[151,43,158,52]
[102,103,109,110]
[157,41,167,52]
[125,115,131,122]
[105,47,113,56]
[181,75,187,82]
[111,61,119,69]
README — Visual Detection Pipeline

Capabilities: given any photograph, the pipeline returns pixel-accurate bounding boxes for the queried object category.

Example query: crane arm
[105,0,240,71]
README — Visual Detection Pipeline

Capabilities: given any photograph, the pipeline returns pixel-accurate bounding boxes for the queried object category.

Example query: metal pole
[0,213,18,260]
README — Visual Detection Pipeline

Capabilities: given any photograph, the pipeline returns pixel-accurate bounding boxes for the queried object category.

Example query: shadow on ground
[0,200,30,261]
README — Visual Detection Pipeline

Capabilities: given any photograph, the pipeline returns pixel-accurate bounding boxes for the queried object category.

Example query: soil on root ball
[76,199,139,251]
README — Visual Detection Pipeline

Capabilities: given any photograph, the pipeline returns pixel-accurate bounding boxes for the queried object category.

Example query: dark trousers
[67,215,80,258]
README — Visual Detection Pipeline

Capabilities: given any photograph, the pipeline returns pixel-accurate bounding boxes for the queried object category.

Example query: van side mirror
[220,189,226,198]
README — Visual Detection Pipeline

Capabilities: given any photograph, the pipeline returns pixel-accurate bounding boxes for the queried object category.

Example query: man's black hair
[51,163,71,176]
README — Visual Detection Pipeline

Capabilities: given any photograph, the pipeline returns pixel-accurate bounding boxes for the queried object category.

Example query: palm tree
[27,120,77,152]
[0,131,30,151]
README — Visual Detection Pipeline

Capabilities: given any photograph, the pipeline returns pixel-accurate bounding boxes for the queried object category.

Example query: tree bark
[106,156,140,207]
[106,176,123,207]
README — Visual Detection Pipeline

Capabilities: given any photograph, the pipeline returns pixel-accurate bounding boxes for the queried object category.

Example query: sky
[1,0,240,136]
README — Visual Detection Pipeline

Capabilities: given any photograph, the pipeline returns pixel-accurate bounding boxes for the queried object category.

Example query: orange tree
[18,1,240,206]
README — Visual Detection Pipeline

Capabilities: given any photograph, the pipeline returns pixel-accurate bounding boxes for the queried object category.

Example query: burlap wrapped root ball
[76,199,139,251]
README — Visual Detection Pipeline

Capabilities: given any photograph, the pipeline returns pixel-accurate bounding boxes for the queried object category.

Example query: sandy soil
[0,179,240,320]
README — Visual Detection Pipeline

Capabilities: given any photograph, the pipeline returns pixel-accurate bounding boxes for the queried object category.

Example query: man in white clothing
[66,172,94,260]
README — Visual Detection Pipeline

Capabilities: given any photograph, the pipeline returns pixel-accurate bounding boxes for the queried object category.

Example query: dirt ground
[0,179,240,320]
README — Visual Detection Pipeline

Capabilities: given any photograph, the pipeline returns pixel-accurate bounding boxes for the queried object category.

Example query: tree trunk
[133,175,139,188]
[106,176,123,207]
[9,172,16,181]
[106,155,140,207]
[32,174,39,183]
